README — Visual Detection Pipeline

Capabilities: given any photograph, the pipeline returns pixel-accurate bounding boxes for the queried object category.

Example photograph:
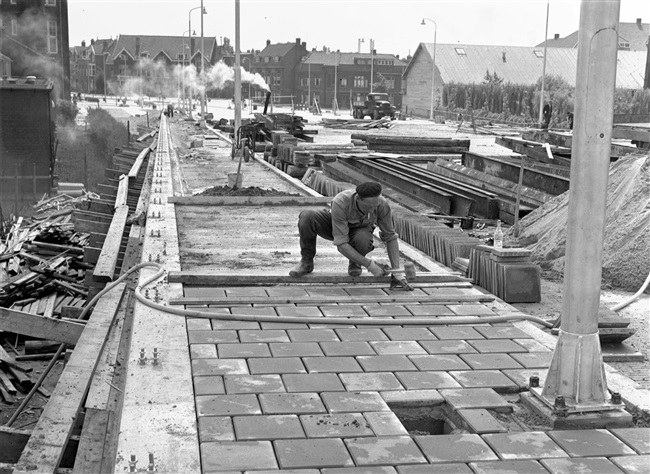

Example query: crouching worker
[289,181,413,290]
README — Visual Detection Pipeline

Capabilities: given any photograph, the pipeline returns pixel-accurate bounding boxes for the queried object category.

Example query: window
[300,77,308,86]
[354,76,366,88]
[454,47,466,56]
[274,56,280,63]
[376,59,393,66]
[45,0,57,6]
[273,75,281,86]
[339,78,347,87]
[88,64,95,76]
[81,50,88,59]
[11,18,17,36]
[47,21,57,53]
[533,50,544,58]
[264,56,270,63]
[255,56,261,63]
[314,77,321,86]
[177,53,187,60]
[618,41,630,49]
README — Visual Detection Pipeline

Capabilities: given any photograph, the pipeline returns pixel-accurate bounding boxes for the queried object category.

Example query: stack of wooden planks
[321,116,395,130]
[351,134,470,154]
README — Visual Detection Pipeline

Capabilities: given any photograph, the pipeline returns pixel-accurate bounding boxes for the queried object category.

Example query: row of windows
[1,16,58,53]
[256,56,281,63]
[298,75,395,89]
[6,0,57,5]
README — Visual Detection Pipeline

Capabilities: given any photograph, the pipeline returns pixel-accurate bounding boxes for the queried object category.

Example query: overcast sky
[68,0,646,59]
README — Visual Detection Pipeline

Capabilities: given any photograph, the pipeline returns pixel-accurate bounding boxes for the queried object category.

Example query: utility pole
[538,0,550,126]
[234,0,241,134]
[200,0,206,128]
[369,39,374,93]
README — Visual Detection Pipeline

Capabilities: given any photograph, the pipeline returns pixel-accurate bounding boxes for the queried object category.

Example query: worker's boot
[348,261,363,277]
[289,257,314,277]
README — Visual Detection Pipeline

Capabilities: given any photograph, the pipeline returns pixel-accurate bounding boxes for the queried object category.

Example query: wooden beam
[93,206,130,283]
[115,175,129,208]
[127,147,151,179]
[168,196,333,206]
[0,307,85,345]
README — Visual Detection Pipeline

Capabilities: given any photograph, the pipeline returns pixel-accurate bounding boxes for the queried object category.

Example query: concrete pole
[234,0,241,134]
[538,0,550,126]
[369,39,374,93]
[541,0,620,408]
[200,0,206,128]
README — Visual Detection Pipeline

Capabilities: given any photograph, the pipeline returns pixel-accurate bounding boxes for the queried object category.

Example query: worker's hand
[367,260,388,277]
[390,274,414,291]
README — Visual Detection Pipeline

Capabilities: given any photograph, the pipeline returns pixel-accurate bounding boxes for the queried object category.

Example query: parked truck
[352,92,397,120]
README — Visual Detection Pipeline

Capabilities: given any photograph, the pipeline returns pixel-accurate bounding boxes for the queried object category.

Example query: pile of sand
[510,153,650,292]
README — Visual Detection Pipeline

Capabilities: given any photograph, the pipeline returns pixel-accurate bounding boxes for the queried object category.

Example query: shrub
[56,100,79,125]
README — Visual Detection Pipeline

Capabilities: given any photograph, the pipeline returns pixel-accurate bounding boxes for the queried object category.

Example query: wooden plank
[43,293,57,318]
[14,283,127,474]
[0,307,85,345]
[114,175,129,208]
[72,408,110,473]
[127,147,151,179]
[168,196,332,206]
[93,206,130,283]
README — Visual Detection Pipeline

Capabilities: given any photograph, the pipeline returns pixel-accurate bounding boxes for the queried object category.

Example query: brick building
[250,38,308,104]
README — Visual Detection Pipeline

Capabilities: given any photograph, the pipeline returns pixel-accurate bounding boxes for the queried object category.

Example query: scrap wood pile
[320,116,395,130]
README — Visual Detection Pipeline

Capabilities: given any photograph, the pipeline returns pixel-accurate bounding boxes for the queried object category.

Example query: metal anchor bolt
[144,288,150,298]
[529,375,539,388]
[611,392,622,404]
[138,349,146,365]
[156,229,161,237]
[129,454,137,472]
[150,229,155,237]
[152,348,159,365]
[157,211,161,218]
[155,254,161,264]
[554,395,568,417]
[148,253,152,262]
[148,452,156,472]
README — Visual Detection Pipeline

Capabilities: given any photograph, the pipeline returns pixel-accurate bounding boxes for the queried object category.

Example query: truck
[352,92,397,120]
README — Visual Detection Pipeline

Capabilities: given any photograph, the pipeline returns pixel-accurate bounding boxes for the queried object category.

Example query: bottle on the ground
[494,220,503,249]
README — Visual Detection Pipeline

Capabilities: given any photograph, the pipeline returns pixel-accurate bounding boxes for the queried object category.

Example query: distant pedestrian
[167,103,174,117]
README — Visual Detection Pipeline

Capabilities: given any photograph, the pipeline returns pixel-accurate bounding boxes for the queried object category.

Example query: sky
[68,0,647,59]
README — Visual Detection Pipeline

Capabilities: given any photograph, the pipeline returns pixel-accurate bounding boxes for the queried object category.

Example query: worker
[289,181,414,290]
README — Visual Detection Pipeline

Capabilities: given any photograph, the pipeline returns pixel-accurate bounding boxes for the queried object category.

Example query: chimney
[266,39,271,47]
[81,40,86,47]
[296,38,301,45]
[302,41,306,49]
[637,18,642,27]
[135,36,141,57]
[554,33,560,40]
[502,51,507,62]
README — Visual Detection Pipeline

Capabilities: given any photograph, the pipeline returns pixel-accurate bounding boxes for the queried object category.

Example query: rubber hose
[611,269,650,312]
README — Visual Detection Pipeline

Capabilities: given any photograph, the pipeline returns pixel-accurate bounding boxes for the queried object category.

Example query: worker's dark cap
[356,181,382,198]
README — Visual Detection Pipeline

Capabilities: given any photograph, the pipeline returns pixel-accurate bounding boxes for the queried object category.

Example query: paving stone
[540,457,626,474]
[469,460,548,473]
[509,352,554,369]
[482,432,569,459]
[247,470,319,474]
[321,341,377,356]
[380,390,445,407]
[303,356,363,373]
[457,409,507,434]
[288,328,340,342]
[259,392,326,414]
[364,305,412,317]
[198,416,234,442]
[345,436,427,466]
[186,317,214,330]
[370,341,427,355]
[404,304,455,316]
[340,372,404,391]
[513,338,552,352]
[419,340,478,354]
[345,287,388,296]
[233,414,305,440]
[415,434,498,463]
[547,429,637,457]
[430,326,485,340]
[218,343,271,358]
[201,440,277,471]
[283,373,345,392]
[440,388,512,412]
[420,287,469,297]
[335,328,389,341]
[396,371,462,390]
[357,355,418,372]
[501,369,548,389]
[306,287,351,297]
[364,411,409,436]
[270,342,324,357]
[238,329,290,343]
[323,467,397,474]
[450,370,520,393]
[230,306,278,316]
[607,455,650,474]
[277,306,324,317]
[611,428,650,454]
[194,376,225,395]
[300,413,374,438]
[224,287,269,297]
[266,287,310,297]
[188,329,239,344]
[224,374,286,394]
[396,463,472,473]
[467,339,528,353]
[261,321,309,329]
[196,394,261,416]
[275,438,354,469]
[382,327,437,341]
[409,354,471,371]
[192,358,249,376]
[248,357,306,374]
[322,391,390,413]
[447,304,496,316]
[474,326,532,339]
[459,353,523,370]
[190,343,218,358]
[320,305,370,317]
[211,319,260,330]
[184,286,227,298]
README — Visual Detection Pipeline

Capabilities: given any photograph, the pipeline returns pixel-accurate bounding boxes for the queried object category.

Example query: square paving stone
[513,338,552,352]
[186,317,213,330]
[430,326,485,340]
[335,328,389,341]
[248,357,306,374]
[239,329,290,343]
[396,371,462,390]
[303,356,363,373]
[300,413,374,438]
[440,388,512,412]
[541,457,626,474]
[306,287,351,297]
[468,339,528,353]
[283,373,345,392]
[190,344,218,358]
[364,412,409,436]
[321,341,377,356]
[249,470,319,474]
[224,375,285,394]
[201,440,277,471]
[450,370,519,393]
[322,391,390,413]
[510,352,554,368]
[189,329,239,344]
[447,304,496,316]
[340,372,404,391]
[380,390,444,408]
[370,341,427,355]
[230,306,278,316]
[192,359,249,377]
[218,343,271,358]
[396,463,472,473]
[358,355,418,372]
[404,304,455,316]
[321,305,370,317]
[196,394,261,416]
[501,369,548,389]
[419,340,478,354]
[415,434,498,463]
[611,455,650,473]
[469,460,548,473]
[233,414,305,440]
[184,286,227,298]
[266,287,310,297]
[474,326,532,339]
[288,329,340,342]
[277,306,324,317]
[345,436,427,466]
[611,428,650,454]
[459,353,523,370]
[457,409,507,434]
[364,305,412,317]
[482,432,569,459]
[345,288,388,296]
[547,429,637,457]
[271,342,324,357]
[198,416,234,442]
[275,438,354,469]
[382,327,437,341]
[261,321,309,329]
[259,392,326,414]
[409,354,470,371]
[194,376,225,395]
[224,287,269,297]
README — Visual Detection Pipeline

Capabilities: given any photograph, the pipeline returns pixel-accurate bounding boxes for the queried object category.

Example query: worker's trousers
[297,209,374,259]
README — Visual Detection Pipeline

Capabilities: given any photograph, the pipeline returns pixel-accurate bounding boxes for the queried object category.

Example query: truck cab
[353,92,396,120]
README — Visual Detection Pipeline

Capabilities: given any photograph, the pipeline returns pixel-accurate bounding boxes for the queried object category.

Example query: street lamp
[182,29,195,112]
[189,3,207,125]
[178,43,189,108]
[102,52,109,100]
[421,18,437,120]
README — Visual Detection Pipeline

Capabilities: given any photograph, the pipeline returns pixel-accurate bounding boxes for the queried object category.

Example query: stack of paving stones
[182,284,649,472]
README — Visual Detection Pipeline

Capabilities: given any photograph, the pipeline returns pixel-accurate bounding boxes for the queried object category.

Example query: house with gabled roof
[537,18,649,51]
[250,38,308,104]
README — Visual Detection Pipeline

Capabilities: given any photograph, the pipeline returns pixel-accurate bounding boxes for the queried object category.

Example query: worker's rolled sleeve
[330,191,398,246]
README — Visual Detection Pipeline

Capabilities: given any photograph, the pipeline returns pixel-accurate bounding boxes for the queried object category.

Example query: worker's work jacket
[330,189,398,246]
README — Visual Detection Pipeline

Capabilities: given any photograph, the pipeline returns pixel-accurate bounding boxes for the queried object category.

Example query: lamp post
[103,52,109,100]
[538,0,550,126]
[369,38,375,93]
[421,18,437,120]
[178,43,189,108]
[182,29,195,112]
[242,57,252,114]
[189,4,207,123]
